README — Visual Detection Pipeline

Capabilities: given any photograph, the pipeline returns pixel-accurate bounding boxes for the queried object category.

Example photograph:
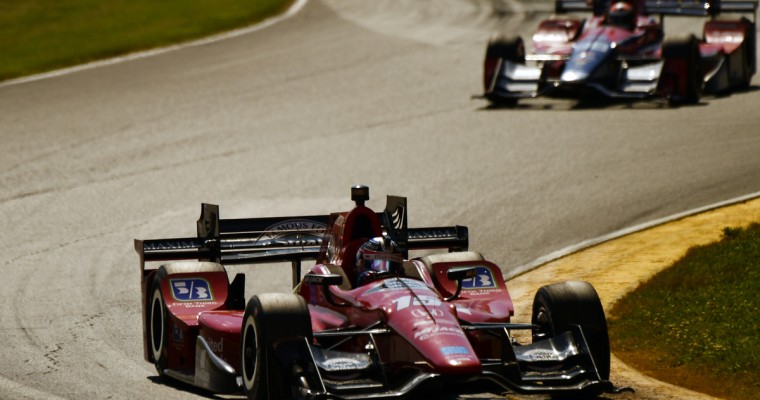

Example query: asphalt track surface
[0,0,759,399]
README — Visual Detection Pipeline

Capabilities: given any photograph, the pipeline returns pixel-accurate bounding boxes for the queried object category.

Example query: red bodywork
[483,0,757,103]
[142,195,514,390]
[140,202,515,378]
[297,259,514,377]
[136,189,611,397]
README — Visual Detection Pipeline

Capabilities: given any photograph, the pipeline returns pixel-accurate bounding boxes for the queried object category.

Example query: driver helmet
[608,1,635,29]
[355,236,403,281]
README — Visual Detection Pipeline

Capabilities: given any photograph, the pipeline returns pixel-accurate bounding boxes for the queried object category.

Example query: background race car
[480,0,758,106]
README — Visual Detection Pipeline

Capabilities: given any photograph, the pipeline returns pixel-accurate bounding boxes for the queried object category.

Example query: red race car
[136,186,624,399]
[480,0,757,106]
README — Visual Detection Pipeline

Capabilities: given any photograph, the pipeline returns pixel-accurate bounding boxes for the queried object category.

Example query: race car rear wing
[645,0,758,18]
[554,0,609,15]
[136,192,468,287]
[555,0,758,18]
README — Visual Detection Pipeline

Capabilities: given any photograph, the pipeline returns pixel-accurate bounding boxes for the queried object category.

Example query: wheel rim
[533,306,552,341]
[242,315,258,391]
[150,288,164,360]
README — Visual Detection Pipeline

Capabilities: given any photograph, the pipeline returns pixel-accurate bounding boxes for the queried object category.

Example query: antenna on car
[351,185,370,206]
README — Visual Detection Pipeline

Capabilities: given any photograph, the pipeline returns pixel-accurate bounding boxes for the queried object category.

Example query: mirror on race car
[445,266,479,301]
[303,273,348,307]
[303,273,344,286]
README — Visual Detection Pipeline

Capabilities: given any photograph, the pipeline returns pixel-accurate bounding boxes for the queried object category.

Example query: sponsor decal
[182,302,219,308]
[408,228,458,239]
[172,326,184,342]
[441,346,470,356]
[170,278,214,301]
[461,267,497,290]
[254,219,327,248]
[303,275,328,285]
[392,295,442,311]
[521,348,561,362]
[413,319,435,328]
[411,308,444,318]
[206,337,224,354]
[144,239,202,251]
[455,305,472,315]
[321,357,367,371]
[363,278,428,295]
[413,325,465,341]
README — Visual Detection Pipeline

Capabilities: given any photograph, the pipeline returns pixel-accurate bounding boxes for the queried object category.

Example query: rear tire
[148,277,168,376]
[485,35,526,64]
[739,33,755,89]
[739,17,756,89]
[531,281,610,380]
[241,293,312,400]
[662,34,703,105]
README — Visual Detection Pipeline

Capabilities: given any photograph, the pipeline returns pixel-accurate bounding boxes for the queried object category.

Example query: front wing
[290,323,622,399]
[485,58,665,101]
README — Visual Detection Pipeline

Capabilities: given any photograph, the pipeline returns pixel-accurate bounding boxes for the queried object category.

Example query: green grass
[609,223,760,400]
[0,0,293,81]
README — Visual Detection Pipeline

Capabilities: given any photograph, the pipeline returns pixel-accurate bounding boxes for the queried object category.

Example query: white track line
[507,190,760,280]
[0,0,308,89]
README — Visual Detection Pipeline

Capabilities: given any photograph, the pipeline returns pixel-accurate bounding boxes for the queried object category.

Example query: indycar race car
[480,0,758,106]
[136,186,623,399]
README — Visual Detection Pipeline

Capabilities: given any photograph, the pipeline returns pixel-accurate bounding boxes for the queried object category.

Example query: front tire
[484,34,525,107]
[531,281,610,380]
[241,293,312,400]
[662,34,703,105]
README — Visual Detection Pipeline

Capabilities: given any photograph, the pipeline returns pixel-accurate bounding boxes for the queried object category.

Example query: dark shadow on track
[473,84,759,111]
[147,375,244,399]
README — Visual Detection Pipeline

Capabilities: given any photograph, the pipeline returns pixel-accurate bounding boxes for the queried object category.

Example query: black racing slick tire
[485,35,526,64]
[740,18,756,89]
[484,34,525,107]
[531,281,611,381]
[148,276,168,377]
[662,34,703,105]
[241,293,312,400]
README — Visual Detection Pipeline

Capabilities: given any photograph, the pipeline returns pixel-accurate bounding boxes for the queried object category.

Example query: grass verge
[609,223,760,400]
[0,0,293,81]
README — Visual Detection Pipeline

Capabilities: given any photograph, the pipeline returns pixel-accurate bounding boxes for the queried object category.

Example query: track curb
[506,192,760,399]
[510,191,760,280]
